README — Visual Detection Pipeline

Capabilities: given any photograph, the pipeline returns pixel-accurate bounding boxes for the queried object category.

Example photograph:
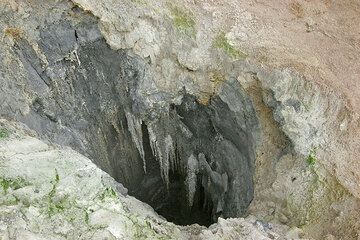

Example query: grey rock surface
[0,0,260,225]
[0,119,287,239]
[1,0,360,239]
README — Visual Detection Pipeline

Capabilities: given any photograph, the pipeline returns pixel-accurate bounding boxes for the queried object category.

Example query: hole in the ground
[14,17,259,226]
[127,93,258,226]
[130,122,214,226]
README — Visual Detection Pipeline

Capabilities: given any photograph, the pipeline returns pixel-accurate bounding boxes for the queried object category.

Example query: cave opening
[125,91,258,227]
[14,15,259,227]
[129,122,215,227]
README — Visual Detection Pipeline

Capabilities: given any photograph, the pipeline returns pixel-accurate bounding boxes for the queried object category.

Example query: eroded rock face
[134,84,258,225]
[1,0,360,239]
[0,119,286,239]
[1,1,260,226]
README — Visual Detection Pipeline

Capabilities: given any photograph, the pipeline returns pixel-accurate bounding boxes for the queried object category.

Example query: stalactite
[186,154,199,207]
[147,124,168,187]
[147,125,157,157]
[165,135,176,171]
[147,123,180,189]
[125,111,146,173]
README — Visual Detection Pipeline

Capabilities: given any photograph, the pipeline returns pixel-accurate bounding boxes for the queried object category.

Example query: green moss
[47,169,65,217]
[170,6,196,36]
[55,171,60,182]
[5,196,20,205]
[48,169,59,199]
[69,216,76,223]
[123,214,173,239]
[0,177,28,194]
[213,33,247,60]
[98,187,117,201]
[84,210,89,224]
[48,200,67,216]
[0,193,21,206]
[0,129,9,139]
[307,149,316,167]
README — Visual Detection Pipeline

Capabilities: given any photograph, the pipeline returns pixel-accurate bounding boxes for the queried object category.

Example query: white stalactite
[165,135,175,172]
[147,124,179,189]
[147,125,168,187]
[125,111,146,173]
[186,154,199,207]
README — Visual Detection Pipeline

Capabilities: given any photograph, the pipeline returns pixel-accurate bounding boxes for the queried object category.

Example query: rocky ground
[0,119,292,239]
[1,0,360,239]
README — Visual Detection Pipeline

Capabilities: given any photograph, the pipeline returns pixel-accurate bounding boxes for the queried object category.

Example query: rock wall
[0,119,288,239]
[1,0,360,239]
[0,0,260,226]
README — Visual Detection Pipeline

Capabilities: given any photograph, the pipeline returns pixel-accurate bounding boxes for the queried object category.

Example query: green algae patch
[0,128,9,139]
[98,187,117,201]
[0,177,28,194]
[47,169,67,217]
[84,210,90,224]
[125,214,174,240]
[0,177,29,206]
[170,6,196,36]
[306,148,316,167]
[214,32,247,60]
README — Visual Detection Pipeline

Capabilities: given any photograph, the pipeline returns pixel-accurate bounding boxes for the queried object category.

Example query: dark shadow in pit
[130,123,214,226]
[10,6,259,227]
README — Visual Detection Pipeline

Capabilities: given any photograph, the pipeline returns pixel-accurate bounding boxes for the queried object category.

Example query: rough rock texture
[65,0,360,216]
[0,0,260,226]
[0,119,289,239]
[1,0,360,239]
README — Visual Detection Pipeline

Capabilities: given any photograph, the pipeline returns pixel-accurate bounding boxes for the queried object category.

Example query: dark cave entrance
[126,91,258,226]
[129,122,214,227]
[14,12,259,226]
